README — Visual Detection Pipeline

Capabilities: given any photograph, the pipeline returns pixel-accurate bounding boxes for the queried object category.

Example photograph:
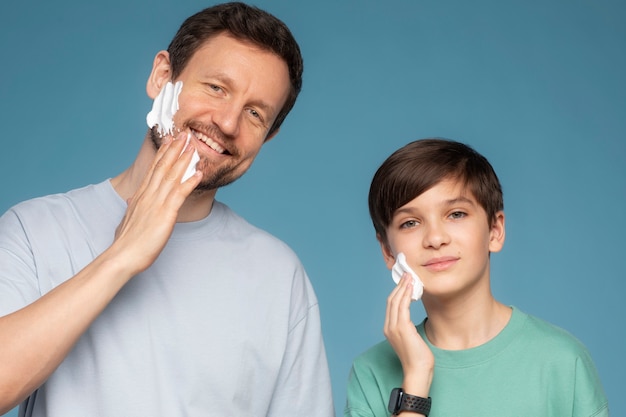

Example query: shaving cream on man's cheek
[146,81,200,182]
[391,252,424,301]
[181,132,201,182]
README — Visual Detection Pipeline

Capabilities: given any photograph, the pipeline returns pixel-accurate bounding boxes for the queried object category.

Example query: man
[345,139,608,416]
[0,3,334,416]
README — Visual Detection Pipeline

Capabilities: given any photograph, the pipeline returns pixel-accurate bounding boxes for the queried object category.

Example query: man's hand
[112,131,202,276]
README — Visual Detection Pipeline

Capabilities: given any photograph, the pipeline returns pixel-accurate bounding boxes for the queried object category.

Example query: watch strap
[400,392,431,415]
[389,387,432,416]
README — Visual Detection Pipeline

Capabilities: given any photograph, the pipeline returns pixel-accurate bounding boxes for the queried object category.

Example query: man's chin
[193,172,240,192]
[193,161,252,192]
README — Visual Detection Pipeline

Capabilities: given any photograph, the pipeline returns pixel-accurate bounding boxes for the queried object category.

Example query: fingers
[143,132,201,195]
[384,273,424,357]
[126,131,201,219]
[111,132,201,275]
[384,273,435,397]
[385,273,414,335]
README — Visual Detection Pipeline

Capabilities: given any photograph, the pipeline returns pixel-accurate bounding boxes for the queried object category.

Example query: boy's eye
[400,220,419,229]
[449,211,466,219]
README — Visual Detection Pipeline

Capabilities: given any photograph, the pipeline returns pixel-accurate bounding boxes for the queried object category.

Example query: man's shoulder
[215,201,296,255]
[2,180,118,237]
[7,181,109,216]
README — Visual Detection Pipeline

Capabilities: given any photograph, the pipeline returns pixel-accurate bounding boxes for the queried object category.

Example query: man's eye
[209,84,222,92]
[246,108,268,127]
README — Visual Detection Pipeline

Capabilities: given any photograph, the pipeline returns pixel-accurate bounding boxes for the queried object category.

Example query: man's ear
[377,234,396,271]
[488,211,506,253]
[146,50,172,99]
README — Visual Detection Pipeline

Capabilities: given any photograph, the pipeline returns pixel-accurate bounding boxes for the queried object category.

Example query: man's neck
[110,133,216,223]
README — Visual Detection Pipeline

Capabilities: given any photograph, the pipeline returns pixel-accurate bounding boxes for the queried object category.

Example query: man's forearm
[0,247,134,413]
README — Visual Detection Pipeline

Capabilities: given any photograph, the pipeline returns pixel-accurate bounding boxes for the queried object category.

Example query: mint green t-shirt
[345,307,608,417]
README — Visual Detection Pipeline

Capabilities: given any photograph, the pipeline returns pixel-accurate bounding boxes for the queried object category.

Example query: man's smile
[190,128,231,155]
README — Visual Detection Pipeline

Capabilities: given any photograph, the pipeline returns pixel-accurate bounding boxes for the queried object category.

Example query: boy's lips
[422,256,459,272]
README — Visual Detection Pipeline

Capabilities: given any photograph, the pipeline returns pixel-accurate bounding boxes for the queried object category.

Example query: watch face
[387,388,402,413]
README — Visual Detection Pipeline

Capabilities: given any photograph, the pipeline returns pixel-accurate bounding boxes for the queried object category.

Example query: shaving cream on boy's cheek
[391,252,424,301]
[147,81,200,182]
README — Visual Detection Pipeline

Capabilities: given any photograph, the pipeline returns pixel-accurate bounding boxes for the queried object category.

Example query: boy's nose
[422,222,450,249]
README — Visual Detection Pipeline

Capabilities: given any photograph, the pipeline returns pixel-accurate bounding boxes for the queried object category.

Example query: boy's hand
[384,274,434,397]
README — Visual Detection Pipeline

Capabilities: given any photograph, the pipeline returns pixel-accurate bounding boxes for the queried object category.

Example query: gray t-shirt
[0,180,334,417]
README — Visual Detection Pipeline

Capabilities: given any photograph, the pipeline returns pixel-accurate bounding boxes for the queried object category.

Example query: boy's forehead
[425,177,476,200]
[396,178,479,211]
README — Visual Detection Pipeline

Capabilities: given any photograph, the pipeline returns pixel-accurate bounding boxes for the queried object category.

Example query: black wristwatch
[387,387,432,416]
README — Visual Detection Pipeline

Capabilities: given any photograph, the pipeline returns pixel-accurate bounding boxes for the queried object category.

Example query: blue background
[1,1,624,416]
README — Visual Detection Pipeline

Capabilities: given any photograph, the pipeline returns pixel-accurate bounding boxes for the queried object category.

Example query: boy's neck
[423,295,512,351]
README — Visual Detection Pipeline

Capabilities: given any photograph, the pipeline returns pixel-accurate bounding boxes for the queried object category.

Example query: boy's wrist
[402,367,433,398]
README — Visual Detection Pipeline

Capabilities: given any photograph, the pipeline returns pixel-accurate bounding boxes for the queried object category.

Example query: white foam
[181,132,201,182]
[146,81,183,136]
[391,252,424,300]
[146,81,199,183]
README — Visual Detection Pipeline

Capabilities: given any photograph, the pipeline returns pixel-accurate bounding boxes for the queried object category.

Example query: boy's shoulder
[348,337,405,392]
[353,337,395,363]
[512,307,593,360]
[351,337,400,374]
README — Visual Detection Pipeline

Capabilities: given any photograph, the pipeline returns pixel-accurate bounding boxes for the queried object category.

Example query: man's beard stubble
[149,126,245,192]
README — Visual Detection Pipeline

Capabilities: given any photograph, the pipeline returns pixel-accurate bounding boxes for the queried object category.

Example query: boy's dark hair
[167,2,303,137]
[368,138,504,244]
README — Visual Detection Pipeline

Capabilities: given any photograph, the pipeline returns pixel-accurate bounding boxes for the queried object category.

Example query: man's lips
[422,256,459,272]
[190,128,231,155]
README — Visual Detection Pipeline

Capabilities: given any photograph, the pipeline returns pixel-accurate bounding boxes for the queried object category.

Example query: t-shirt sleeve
[573,350,610,417]
[344,363,377,417]
[0,208,41,316]
[266,268,335,417]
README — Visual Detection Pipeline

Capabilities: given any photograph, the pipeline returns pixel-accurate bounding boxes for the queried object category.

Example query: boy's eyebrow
[444,196,477,207]
[394,195,477,216]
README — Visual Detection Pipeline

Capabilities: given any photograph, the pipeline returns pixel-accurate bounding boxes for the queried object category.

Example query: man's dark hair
[167,2,303,136]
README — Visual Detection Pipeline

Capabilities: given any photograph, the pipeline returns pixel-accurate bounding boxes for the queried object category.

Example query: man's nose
[212,101,241,138]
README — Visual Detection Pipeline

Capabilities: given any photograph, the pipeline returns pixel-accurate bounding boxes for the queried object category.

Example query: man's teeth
[191,129,226,154]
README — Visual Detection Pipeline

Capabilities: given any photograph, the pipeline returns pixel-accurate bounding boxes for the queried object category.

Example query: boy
[345,139,608,416]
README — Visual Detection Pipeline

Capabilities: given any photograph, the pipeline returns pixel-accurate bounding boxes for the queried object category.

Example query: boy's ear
[489,211,506,253]
[146,50,172,99]
[377,234,396,270]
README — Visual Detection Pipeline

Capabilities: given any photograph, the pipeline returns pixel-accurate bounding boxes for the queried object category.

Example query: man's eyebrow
[248,98,277,119]
[203,72,277,118]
